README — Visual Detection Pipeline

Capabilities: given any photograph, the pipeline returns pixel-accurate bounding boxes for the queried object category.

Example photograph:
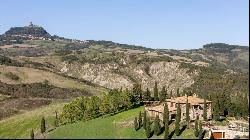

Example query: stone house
[145,93,212,121]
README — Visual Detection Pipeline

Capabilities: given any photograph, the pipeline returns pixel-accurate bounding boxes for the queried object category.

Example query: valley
[0,24,248,139]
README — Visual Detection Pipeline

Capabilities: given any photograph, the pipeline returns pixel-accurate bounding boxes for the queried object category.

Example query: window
[183,113,185,116]
[194,105,198,110]
[199,106,203,110]
[171,102,173,107]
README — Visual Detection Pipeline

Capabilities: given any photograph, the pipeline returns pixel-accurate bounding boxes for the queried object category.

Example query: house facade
[145,93,212,121]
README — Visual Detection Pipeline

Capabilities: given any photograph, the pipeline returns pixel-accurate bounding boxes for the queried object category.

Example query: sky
[0,0,249,49]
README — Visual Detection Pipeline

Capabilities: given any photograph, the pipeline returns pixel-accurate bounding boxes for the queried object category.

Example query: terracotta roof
[145,103,176,112]
[167,93,211,105]
[145,93,212,113]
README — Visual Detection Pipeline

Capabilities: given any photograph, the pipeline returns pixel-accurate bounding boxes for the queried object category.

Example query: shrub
[234,135,240,139]
[4,72,20,81]
[62,55,79,63]
[0,55,23,67]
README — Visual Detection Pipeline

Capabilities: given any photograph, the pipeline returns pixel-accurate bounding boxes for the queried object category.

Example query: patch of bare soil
[113,120,134,128]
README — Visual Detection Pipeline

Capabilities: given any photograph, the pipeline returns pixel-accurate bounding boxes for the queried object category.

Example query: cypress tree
[144,88,151,101]
[220,90,231,117]
[138,111,142,128]
[138,84,143,103]
[153,82,159,101]
[134,117,139,131]
[176,88,180,97]
[164,120,169,139]
[132,83,142,106]
[143,111,147,130]
[40,116,46,133]
[213,98,220,121]
[194,117,199,137]
[163,103,169,125]
[175,103,181,136]
[54,111,59,127]
[198,121,203,138]
[146,117,151,138]
[30,129,34,139]
[185,99,190,123]
[169,90,173,99]
[164,103,170,139]
[165,86,168,100]
[160,86,167,102]
[154,115,161,136]
[203,99,207,121]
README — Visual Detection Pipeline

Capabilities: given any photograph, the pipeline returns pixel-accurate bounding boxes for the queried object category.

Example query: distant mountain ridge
[1,23,248,51]
[0,23,248,74]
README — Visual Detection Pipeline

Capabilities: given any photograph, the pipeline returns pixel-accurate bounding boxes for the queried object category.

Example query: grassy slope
[0,65,106,96]
[24,40,67,50]
[48,107,145,139]
[48,107,197,139]
[0,102,199,139]
[0,101,66,139]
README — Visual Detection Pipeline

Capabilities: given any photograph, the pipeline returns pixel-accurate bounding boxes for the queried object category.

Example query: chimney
[193,93,197,98]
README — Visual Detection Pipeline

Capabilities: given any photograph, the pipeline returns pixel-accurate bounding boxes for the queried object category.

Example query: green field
[0,101,66,139]
[48,107,146,139]
[48,107,197,139]
[0,104,199,139]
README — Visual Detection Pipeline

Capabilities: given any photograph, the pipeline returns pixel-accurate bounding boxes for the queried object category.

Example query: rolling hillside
[0,101,65,139]
[0,24,248,139]
[0,65,106,95]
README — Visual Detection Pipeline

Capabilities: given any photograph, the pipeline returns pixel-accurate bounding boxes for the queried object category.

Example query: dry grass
[0,44,39,49]
[238,52,249,62]
[164,54,193,62]
[190,61,209,67]
[0,65,105,95]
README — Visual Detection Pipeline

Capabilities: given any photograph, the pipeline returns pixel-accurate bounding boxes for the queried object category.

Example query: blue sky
[0,0,249,49]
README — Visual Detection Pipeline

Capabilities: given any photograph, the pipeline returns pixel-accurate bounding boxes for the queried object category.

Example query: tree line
[59,82,182,124]
[59,77,248,129]
[190,66,249,118]
[59,84,142,123]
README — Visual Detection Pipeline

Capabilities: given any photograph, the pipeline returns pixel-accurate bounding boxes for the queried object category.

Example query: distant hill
[4,26,51,38]
[0,24,248,101]
[203,43,248,52]
[0,23,51,45]
[199,43,249,73]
